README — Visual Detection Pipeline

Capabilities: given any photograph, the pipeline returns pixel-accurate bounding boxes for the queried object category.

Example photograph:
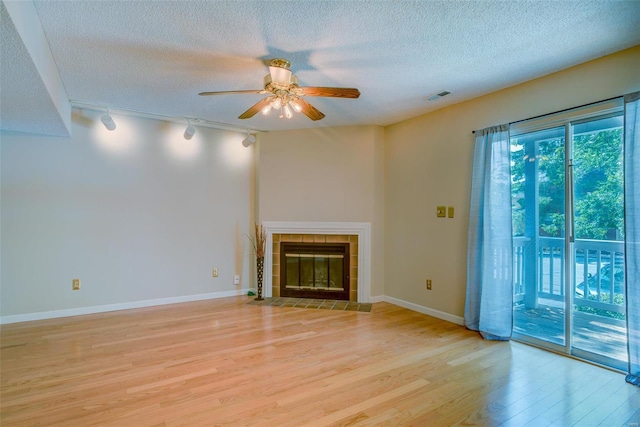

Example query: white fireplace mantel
[262,221,371,302]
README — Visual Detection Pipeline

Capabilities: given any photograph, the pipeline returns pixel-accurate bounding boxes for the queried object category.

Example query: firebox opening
[280,242,349,300]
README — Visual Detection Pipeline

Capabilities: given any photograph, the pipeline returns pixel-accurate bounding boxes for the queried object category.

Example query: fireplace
[271,233,357,301]
[280,242,350,300]
[262,221,371,303]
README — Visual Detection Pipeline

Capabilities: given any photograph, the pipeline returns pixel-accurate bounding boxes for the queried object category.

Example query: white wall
[258,126,380,222]
[258,125,385,297]
[384,45,640,318]
[1,109,254,319]
[3,47,638,324]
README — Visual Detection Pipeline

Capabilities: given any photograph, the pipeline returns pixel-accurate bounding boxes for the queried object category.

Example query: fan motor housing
[269,58,291,69]
[264,74,299,92]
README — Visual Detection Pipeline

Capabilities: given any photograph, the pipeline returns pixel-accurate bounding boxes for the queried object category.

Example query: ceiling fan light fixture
[283,104,293,119]
[290,100,302,113]
[183,120,196,140]
[101,108,116,131]
[199,58,359,122]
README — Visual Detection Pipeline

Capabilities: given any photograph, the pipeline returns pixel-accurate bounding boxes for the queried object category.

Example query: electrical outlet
[212,268,219,277]
[233,275,240,285]
[72,278,81,290]
[426,279,432,290]
[436,206,446,217]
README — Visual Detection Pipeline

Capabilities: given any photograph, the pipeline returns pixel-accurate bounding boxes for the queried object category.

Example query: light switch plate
[448,206,454,218]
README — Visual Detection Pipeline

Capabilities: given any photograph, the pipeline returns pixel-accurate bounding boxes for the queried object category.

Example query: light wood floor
[1,297,638,427]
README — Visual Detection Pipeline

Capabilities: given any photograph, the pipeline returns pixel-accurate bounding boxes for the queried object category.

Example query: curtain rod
[471,95,621,134]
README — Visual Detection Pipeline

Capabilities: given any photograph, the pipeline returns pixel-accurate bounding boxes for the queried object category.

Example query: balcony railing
[513,236,625,315]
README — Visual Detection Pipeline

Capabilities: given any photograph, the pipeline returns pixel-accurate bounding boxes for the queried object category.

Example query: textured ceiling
[2,0,640,135]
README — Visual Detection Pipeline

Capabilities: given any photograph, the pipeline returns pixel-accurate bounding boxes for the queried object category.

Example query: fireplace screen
[280,242,349,300]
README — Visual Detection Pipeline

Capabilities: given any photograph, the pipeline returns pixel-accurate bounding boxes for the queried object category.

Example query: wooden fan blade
[299,87,360,99]
[295,98,325,121]
[199,90,263,96]
[239,98,272,119]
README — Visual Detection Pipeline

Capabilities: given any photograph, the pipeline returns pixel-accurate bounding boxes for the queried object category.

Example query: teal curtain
[465,124,513,340]
[624,91,640,387]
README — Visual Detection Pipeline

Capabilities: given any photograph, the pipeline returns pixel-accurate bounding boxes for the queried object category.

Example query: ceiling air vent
[427,90,451,101]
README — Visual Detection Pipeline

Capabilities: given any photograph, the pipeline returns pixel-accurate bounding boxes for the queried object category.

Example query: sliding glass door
[510,100,627,370]
[570,115,626,367]
[512,126,567,347]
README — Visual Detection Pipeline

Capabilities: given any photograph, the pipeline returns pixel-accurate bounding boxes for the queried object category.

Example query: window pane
[572,116,624,241]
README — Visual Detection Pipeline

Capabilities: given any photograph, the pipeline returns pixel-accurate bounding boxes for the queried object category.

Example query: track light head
[100,110,116,131]
[242,133,256,147]
[184,121,196,140]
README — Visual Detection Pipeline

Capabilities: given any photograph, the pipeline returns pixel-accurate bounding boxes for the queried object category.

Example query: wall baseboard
[1,291,464,327]
[369,295,385,303]
[380,295,465,326]
[0,289,251,325]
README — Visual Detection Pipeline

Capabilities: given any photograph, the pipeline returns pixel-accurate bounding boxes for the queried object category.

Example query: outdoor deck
[513,302,627,366]
[512,236,627,369]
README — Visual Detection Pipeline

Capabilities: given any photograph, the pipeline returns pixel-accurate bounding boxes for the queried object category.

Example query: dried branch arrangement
[250,223,267,258]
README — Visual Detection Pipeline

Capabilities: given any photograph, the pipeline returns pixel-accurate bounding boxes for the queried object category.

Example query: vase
[256,256,264,301]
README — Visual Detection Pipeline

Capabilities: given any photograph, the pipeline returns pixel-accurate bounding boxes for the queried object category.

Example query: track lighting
[101,108,116,131]
[242,131,256,147]
[183,120,196,140]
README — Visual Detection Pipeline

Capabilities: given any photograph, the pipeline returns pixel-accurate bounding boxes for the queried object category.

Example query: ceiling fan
[198,58,360,121]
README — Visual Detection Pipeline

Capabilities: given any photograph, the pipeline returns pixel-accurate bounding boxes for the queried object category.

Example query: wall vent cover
[427,90,452,101]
